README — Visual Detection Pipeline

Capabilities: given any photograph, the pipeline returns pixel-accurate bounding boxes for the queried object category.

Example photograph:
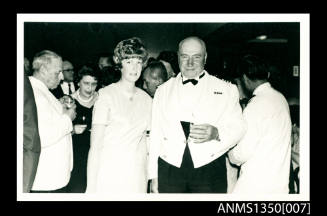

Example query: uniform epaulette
[221,78,232,85]
[224,79,231,84]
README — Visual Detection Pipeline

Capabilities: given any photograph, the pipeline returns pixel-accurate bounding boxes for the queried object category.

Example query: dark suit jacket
[23,75,41,192]
[50,82,77,99]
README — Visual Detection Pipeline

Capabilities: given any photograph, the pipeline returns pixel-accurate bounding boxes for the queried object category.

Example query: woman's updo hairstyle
[113,37,148,70]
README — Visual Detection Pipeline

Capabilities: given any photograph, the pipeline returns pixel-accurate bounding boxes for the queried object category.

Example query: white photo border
[17,13,310,201]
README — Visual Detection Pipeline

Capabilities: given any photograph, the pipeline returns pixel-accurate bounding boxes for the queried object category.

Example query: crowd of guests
[23,36,300,194]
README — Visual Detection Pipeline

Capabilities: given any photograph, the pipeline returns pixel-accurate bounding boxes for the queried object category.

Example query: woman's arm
[85,124,105,193]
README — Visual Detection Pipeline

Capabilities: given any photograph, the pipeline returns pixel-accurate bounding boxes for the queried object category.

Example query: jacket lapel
[189,71,210,124]
[165,75,186,140]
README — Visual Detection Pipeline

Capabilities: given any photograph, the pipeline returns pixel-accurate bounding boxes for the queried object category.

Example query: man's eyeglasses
[63,69,74,72]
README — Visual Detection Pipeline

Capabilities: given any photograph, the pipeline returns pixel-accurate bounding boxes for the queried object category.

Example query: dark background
[24,22,300,98]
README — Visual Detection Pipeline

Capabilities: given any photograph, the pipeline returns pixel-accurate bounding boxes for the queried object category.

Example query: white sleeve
[92,89,111,126]
[147,88,164,180]
[228,99,261,166]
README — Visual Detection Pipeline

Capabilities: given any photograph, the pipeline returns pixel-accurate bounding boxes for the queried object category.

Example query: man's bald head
[178,36,207,78]
[178,36,207,55]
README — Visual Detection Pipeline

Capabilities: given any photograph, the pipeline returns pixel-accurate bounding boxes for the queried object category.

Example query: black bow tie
[182,72,205,85]
[183,79,198,85]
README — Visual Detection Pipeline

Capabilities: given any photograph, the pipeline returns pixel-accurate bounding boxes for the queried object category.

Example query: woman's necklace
[122,90,136,101]
[127,91,136,101]
[118,82,137,101]
[77,90,94,103]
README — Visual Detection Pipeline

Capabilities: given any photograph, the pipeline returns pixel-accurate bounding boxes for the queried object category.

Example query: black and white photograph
[17,13,310,202]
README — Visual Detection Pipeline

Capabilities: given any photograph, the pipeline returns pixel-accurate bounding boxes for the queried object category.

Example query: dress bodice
[73,100,94,131]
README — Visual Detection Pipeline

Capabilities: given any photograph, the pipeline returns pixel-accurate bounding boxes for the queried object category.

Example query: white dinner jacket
[148,71,246,179]
[228,82,292,193]
[29,76,73,191]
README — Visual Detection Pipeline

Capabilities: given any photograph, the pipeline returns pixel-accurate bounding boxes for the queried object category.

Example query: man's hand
[189,123,219,143]
[150,178,159,193]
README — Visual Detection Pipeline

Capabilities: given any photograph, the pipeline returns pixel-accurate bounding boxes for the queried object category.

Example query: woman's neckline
[115,82,138,102]
[73,89,97,108]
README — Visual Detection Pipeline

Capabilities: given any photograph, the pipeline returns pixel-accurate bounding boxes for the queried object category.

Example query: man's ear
[242,74,248,82]
[39,64,47,77]
[113,56,119,64]
[204,52,208,65]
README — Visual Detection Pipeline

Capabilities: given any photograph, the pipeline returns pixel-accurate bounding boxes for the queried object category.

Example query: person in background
[228,55,292,194]
[51,60,77,99]
[233,76,250,110]
[97,52,114,70]
[96,53,119,90]
[140,60,168,192]
[135,57,156,89]
[98,64,121,89]
[23,74,41,192]
[66,64,99,193]
[142,61,168,98]
[148,36,245,193]
[225,74,251,193]
[24,57,32,76]
[86,37,152,193]
[157,51,179,79]
[29,50,76,193]
[147,57,157,65]
[288,97,300,193]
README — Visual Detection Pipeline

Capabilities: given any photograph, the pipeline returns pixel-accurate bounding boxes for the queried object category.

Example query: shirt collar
[61,81,74,88]
[180,70,206,83]
[29,76,49,92]
[253,82,271,96]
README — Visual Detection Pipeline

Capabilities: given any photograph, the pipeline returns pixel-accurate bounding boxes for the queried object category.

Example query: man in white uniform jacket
[148,37,246,193]
[29,50,76,192]
[228,55,292,194]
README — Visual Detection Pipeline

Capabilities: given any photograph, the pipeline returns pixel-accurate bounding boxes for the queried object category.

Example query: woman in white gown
[86,37,152,193]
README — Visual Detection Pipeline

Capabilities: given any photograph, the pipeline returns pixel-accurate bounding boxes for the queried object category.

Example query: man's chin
[182,71,197,78]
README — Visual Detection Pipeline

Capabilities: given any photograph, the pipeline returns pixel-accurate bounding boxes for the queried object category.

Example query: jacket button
[211,154,215,157]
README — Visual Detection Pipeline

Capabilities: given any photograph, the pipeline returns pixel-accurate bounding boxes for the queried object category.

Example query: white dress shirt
[148,70,246,180]
[228,82,292,194]
[179,72,206,122]
[29,76,73,191]
[61,81,75,95]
